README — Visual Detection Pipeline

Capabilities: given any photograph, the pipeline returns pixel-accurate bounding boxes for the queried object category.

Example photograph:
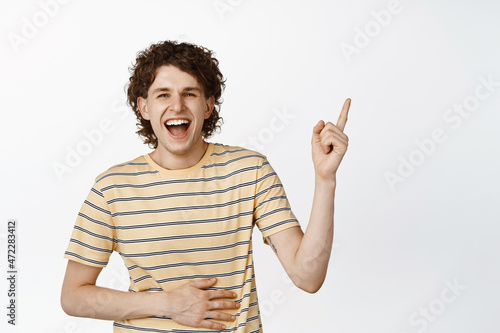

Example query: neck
[150,141,209,170]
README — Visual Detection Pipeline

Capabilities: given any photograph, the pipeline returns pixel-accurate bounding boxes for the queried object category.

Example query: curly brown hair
[127,40,226,148]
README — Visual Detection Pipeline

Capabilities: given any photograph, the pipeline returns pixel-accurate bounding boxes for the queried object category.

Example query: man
[61,40,350,332]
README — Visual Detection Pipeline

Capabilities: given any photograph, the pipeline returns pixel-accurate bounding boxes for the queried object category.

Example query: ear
[137,96,150,120]
[205,96,215,119]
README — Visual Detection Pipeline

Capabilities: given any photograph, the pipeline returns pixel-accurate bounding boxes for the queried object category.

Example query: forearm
[275,98,349,293]
[61,259,239,329]
[293,177,336,292]
[61,284,159,321]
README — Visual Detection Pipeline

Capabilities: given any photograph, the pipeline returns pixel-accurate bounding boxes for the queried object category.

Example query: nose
[169,94,184,112]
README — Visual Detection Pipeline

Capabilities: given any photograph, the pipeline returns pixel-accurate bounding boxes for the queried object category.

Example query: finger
[336,98,351,132]
[198,319,227,330]
[208,300,241,311]
[206,290,238,300]
[320,122,349,143]
[321,136,348,155]
[320,129,349,146]
[189,277,217,289]
[206,310,238,321]
[321,135,348,156]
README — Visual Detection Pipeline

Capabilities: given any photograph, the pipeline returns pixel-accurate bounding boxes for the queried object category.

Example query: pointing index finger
[336,98,351,132]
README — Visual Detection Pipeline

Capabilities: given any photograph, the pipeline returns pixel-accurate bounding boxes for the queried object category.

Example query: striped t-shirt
[64,143,300,332]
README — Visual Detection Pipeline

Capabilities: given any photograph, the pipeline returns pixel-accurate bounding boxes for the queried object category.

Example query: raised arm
[266,98,351,293]
[61,260,239,330]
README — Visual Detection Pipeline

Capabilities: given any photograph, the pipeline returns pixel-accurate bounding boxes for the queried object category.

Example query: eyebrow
[152,87,202,94]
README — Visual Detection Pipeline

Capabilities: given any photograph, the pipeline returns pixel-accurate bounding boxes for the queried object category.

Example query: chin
[162,144,192,155]
[160,138,196,155]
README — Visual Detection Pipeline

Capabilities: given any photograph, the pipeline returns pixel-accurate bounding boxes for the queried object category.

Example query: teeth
[165,119,189,126]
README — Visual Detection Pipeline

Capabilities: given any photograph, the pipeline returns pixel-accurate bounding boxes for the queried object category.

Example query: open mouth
[165,119,191,138]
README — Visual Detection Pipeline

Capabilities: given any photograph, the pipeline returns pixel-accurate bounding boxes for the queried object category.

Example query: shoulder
[209,143,268,166]
[93,155,154,188]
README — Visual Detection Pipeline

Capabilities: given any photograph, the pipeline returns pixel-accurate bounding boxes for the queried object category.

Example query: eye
[157,93,169,98]
[185,93,196,97]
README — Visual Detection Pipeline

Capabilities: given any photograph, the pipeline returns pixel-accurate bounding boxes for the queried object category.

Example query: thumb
[312,120,325,141]
[189,277,217,289]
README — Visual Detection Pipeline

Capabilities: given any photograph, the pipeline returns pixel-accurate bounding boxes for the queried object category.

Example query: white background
[1,0,499,332]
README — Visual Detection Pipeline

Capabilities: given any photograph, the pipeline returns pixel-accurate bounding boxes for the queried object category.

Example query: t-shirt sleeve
[254,156,300,242]
[64,182,115,268]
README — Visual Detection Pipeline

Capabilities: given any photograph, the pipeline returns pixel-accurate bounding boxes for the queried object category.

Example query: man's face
[138,65,214,157]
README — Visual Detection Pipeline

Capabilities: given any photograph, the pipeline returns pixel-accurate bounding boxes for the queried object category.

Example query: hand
[311,98,351,182]
[159,278,240,330]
